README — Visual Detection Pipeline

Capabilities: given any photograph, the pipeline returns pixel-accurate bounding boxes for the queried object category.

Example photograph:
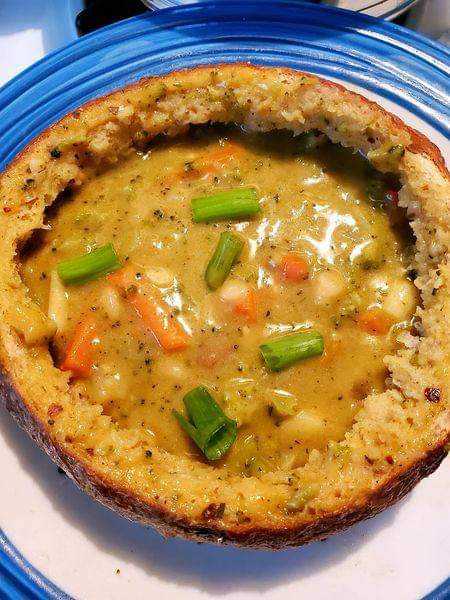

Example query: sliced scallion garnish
[173,386,237,460]
[260,331,324,372]
[57,243,122,286]
[205,232,244,290]
[191,187,260,223]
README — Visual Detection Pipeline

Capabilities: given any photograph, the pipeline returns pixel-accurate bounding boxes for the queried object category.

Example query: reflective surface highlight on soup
[21,126,418,475]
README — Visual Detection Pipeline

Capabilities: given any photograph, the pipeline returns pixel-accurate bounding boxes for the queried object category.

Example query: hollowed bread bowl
[0,64,449,549]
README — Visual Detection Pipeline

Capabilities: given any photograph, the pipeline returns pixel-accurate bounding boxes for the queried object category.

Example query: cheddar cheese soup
[21,126,418,474]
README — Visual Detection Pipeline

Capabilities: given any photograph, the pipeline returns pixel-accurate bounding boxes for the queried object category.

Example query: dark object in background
[76,0,409,36]
[76,0,147,35]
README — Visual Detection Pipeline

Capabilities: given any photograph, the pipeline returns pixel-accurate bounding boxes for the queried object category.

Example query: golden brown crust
[0,63,449,549]
[2,63,449,182]
[312,75,448,178]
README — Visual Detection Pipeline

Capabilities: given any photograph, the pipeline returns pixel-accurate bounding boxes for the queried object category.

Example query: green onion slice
[260,330,324,372]
[191,187,260,223]
[174,386,237,461]
[57,243,122,286]
[205,232,244,290]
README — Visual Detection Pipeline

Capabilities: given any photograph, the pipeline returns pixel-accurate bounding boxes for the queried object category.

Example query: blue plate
[0,2,448,598]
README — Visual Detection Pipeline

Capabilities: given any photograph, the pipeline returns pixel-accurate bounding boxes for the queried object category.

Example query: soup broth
[21,126,418,475]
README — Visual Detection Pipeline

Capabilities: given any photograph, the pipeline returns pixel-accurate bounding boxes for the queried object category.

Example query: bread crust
[0,63,449,549]
[3,63,449,182]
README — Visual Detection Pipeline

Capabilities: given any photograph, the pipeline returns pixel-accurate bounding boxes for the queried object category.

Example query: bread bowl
[0,63,448,549]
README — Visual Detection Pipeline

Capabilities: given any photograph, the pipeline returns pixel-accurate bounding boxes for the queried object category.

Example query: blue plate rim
[1,0,449,98]
[0,2,448,598]
[0,530,71,599]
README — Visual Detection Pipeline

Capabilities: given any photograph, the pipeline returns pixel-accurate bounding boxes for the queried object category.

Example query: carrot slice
[280,253,309,282]
[220,280,258,323]
[108,266,190,352]
[320,338,342,365]
[107,265,136,289]
[233,288,258,323]
[357,308,391,335]
[208,140,244,164]
[181,163,216,181]
[60,314,98,377]
[128,292,189,351]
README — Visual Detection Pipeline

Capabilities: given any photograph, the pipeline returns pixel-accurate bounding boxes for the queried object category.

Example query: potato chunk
[382,278,418,321]
[313,270,347,305]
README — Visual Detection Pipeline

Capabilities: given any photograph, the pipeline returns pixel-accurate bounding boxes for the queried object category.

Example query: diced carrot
[280,253,309,282]
[220,279,258,323]
[108,266,190,352]
[178,141,245,181]
[320,338,342,364]
[128,292,189,352]
[181,163,216,181]
[233,288,258,323]
[107,265,136,289]
[357,308,391,335]
[208,140,244,164]
[60,314,98,377]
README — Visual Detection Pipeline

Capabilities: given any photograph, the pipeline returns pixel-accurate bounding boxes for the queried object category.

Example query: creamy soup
[21,126,418,475]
